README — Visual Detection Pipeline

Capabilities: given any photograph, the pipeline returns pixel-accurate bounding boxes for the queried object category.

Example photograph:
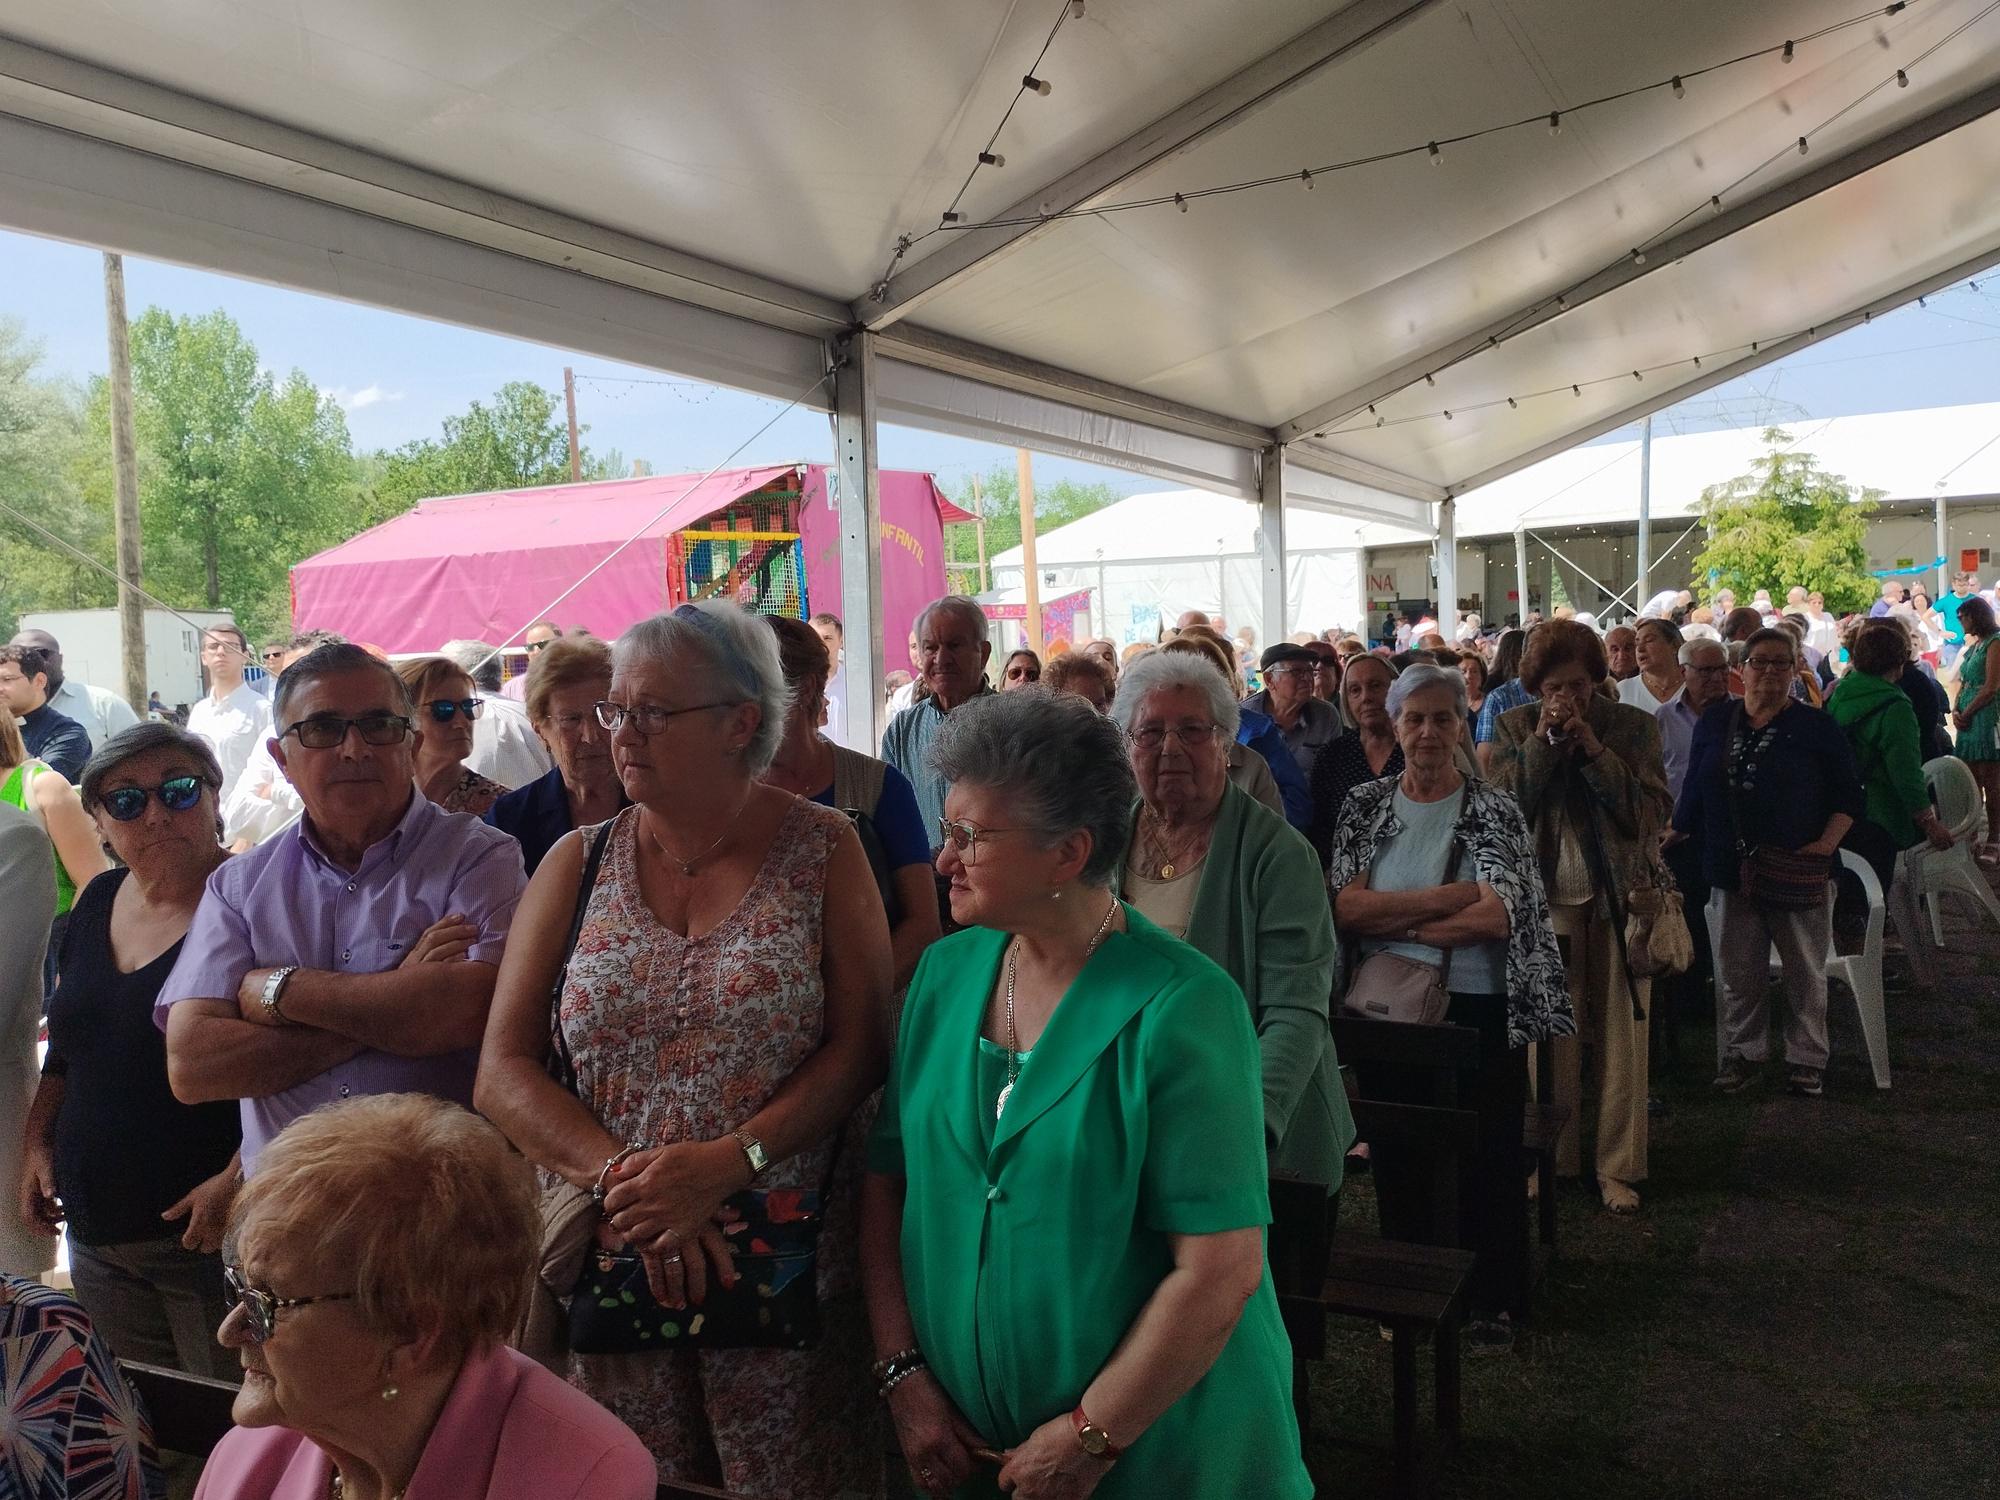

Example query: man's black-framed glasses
[280,714,413,751]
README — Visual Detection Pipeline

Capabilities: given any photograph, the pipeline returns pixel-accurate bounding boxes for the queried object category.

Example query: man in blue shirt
[1937,572,1974,670]
[0,643,90,782]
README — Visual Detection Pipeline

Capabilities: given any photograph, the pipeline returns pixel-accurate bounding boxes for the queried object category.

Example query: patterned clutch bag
[567,1187,826,1353]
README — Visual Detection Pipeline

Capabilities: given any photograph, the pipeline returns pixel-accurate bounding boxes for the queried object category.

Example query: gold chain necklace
[643,790,752,877]
[998,897,1120,1121]
[1138,812,1211,880]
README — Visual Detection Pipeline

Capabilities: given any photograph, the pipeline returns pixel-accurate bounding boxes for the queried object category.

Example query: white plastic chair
[1909,758,2000,944]
[1706,848,1890,1090]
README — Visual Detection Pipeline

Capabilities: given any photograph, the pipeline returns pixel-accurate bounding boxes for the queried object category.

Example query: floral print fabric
[551,800,879,1498]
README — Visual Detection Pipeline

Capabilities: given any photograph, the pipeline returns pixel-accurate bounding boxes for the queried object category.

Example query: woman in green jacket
[861,690,1310,1500]
[1828,620,1955,986]
[1107,648,1354,1195]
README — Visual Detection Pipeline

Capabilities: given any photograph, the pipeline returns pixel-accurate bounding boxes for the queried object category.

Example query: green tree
[0,320,102,635]
[114,308,358,638]
[1693,429,1878,615]
[363,381,623,523]
[941,464,1122,587]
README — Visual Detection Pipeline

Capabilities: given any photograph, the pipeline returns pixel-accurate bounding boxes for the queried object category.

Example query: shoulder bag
[548,814,840,1353]
[1339,836,1464,1026]
[1723,706,1832,910]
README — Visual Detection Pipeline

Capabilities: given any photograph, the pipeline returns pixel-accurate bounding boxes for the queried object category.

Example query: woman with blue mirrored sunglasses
[395,656,508,817]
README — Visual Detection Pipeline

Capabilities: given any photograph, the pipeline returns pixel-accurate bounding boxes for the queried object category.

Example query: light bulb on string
[1174,192,1188,213]
[941,211,962,224]
[1548,112,1561,135]
[1070,0,1085,16]
[1443,410,1453,421]
[1428,141,1442,166]
[978,151,1006,167]
[1556,293,1570,311]
[1672,75,1685,98]
[1711,195,1723,213]
[1301,169,1314,189]
[1896,69,1909,87]
[1797,136,1809,156]
[1633,370,1643,382]
[1424,373,1437,387]
[1572,384,1581,397]
[1022,74,1052,95]
[1632,248,1648,266]
[1507,396,1518,409]
[1782,40,1795,63]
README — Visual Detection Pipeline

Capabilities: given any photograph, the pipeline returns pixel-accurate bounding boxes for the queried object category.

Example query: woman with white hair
[476,602,894,1497]
[1328,663,1570,1342]
[1107,652,1354,1196]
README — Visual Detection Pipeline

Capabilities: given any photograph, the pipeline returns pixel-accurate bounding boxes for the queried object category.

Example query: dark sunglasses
[425,697,484,723]
[261,650,285,662]
[102,776,206,822]
[525,639,553,653]
[223,1264,356,1345]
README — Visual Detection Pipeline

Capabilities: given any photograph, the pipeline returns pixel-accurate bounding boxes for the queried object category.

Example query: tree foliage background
[940,464,1123,589]
[1692,429,1879,615]
[2,308,625,644]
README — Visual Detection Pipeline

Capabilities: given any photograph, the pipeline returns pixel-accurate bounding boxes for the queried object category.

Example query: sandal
[1599,1177,1641,1214]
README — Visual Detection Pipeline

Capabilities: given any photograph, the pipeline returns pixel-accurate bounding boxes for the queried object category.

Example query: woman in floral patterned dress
[478,602,893,1499]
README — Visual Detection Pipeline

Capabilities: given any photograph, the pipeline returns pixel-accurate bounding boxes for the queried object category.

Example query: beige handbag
[1339,839,1463,1025]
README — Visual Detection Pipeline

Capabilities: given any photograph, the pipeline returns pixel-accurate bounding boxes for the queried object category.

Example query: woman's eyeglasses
[101,776,206,822]
[1127,722,1221,752]
[936,818,1020,865]
[280,714,413,751]
[223,1264,356,1344]
[425,697,484,723]
[593,700,734,735]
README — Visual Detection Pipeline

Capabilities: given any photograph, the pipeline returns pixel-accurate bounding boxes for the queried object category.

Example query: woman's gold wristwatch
[1071,1404,1123,1461]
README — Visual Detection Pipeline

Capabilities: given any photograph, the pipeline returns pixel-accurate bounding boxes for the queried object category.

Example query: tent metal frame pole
[1636,415,1653,611]
[1434,496,1457,632]
[832,334,885,750]
[1527,528,1635,615]
[1936,490,1949,602]
[1258,445,1289,650]
[1514,527,1531,622]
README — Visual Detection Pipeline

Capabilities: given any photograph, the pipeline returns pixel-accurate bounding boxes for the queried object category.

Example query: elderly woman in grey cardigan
[1106,650,1354,1196]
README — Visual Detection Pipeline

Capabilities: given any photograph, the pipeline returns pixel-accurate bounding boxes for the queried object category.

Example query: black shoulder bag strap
[548,816,620,1095]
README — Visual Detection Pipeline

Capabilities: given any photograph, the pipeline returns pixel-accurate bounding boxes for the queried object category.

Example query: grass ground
[1306,874,2000,1499]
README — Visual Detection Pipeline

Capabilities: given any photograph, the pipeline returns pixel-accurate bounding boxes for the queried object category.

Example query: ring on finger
[662,1253,683,1264]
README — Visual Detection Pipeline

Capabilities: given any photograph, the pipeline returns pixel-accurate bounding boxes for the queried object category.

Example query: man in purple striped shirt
[156,644,526,1173]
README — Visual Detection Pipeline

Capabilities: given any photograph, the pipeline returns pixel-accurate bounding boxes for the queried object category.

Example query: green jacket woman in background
[1108,648,1354,1196]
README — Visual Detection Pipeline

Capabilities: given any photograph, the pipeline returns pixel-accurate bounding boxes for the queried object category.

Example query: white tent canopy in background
[991,490,1368,642]
[1357,400,2000,547]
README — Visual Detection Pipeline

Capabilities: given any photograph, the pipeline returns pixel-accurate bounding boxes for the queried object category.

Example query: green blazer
[868,913,1311,1500]
[1827,670,1930,848]
[1112,783,1354,1194]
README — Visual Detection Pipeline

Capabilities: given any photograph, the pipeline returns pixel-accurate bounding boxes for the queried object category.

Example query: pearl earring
[381,1384,399,1401]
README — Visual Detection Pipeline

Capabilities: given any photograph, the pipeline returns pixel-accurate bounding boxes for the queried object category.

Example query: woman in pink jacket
[194,1095,655,1500]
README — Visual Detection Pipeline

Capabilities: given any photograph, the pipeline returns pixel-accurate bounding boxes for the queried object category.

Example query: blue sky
[6,225,2000,493]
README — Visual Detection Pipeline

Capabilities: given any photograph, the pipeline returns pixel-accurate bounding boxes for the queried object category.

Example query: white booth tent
[1354,400,2000,619]
[3,0,1999,736]
[989,490,1370,644]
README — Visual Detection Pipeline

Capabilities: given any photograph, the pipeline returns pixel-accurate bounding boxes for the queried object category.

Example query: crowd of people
[0,567,1995,1500]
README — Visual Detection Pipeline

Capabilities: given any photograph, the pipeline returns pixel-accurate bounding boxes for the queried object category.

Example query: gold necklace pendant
[1159,860,1177,879]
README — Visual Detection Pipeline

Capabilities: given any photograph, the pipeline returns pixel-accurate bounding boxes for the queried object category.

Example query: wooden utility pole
[563,366,582,482]
[1016,448,1044,658]
[103,252,147,713]
[971,474,989,594]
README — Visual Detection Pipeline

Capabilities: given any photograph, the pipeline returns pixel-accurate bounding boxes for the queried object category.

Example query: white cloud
[319,383,404,411]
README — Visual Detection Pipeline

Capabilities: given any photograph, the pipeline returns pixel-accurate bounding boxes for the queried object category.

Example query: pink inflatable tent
[290,464,970,672]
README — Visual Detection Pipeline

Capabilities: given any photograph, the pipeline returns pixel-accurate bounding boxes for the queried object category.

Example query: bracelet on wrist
[590,1144,639,1204]
[871,1347,927,1398]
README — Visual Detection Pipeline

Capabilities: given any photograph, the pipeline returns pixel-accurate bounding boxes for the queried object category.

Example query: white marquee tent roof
[2,0,1999,527]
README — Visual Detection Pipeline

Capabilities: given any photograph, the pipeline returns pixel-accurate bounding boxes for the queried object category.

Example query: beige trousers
[1539,900,1651,1184]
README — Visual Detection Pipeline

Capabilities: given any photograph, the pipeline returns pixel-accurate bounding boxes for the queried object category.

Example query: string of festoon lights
[1304,0,2000,438]
[868,0,1085,299]
[868,0,1926,305]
